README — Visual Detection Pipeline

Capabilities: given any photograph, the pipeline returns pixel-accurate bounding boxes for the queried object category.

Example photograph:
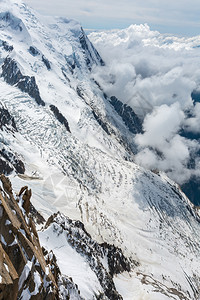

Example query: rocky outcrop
[29,47,51,70]
[0,242,19,300]
[110,96,142,134]
[29,46,40,56]
[92,110,111,136]
[0,157,13,175]
[0,148,25,175]
[42,55,51,70]
[58,275,84,300]
[0,40,13,52]
[1,57,45,106]
[0,11,23,32]
[79,28,104,70]
[0,175,58,299]
[0,105,25,176]
[50,105,71,133]
[30,204,45,226]
[44,212,133,300]
[0,176,91,299]
[0,104,17,131]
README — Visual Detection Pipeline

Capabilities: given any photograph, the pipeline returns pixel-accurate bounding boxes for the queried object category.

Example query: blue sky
[24,0,200,36]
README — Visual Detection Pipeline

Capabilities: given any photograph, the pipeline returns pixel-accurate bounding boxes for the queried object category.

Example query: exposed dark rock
[19,186,32,214]
[79,28,105,69]
[0,144,25,179]
[30,204,45,225]
[0,105,17,131]
[93,79,102,90]
[0,174,12,194]
[76,86,85,99]
[92,110,111,136]
[61,68,70,82]
[102,243,131,277]
[110,96,142,134]
[29,45,40,56]
[29,47,51,71]
[1,57,45,106]
[42,55,51,70]
[44,250,61,284]
[0,148,25,174]
[1,57,21,85]
[79,30,90,52]
[45,212,133,300]
[58,275,84,300]
[2,41,13,52]
[64,54,76,74]
[17,76,45,106]
[0,157,13,175]
[50,105,71,133]
[0,12,23,31]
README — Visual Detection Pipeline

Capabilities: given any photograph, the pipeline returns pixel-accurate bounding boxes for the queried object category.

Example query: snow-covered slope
[0,1,200,299]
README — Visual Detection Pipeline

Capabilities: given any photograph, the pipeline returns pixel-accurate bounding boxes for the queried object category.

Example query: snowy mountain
[0,0,200,299]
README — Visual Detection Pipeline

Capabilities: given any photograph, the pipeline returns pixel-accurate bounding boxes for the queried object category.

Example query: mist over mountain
[0,1,200,299]
[90,25,200,204]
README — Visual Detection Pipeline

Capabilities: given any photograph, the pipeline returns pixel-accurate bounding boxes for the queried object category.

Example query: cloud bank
[89,25,200,184]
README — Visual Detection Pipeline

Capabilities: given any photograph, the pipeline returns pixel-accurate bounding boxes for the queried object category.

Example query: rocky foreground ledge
[0,175,132,300]
[0,174,59,299]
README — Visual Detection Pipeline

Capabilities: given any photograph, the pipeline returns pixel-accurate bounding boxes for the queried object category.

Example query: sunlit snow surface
[0,1,200,299]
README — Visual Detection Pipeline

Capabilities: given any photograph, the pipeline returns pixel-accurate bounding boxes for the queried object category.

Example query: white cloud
[90,25,200,184]
[134,103,199,184]
[135,103,184,148]
[90,25,198,116]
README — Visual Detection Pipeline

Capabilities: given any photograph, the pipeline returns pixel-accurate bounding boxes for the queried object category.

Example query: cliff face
[0,103,25,176]
[1,57,45,106]
[0,175,58,300]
